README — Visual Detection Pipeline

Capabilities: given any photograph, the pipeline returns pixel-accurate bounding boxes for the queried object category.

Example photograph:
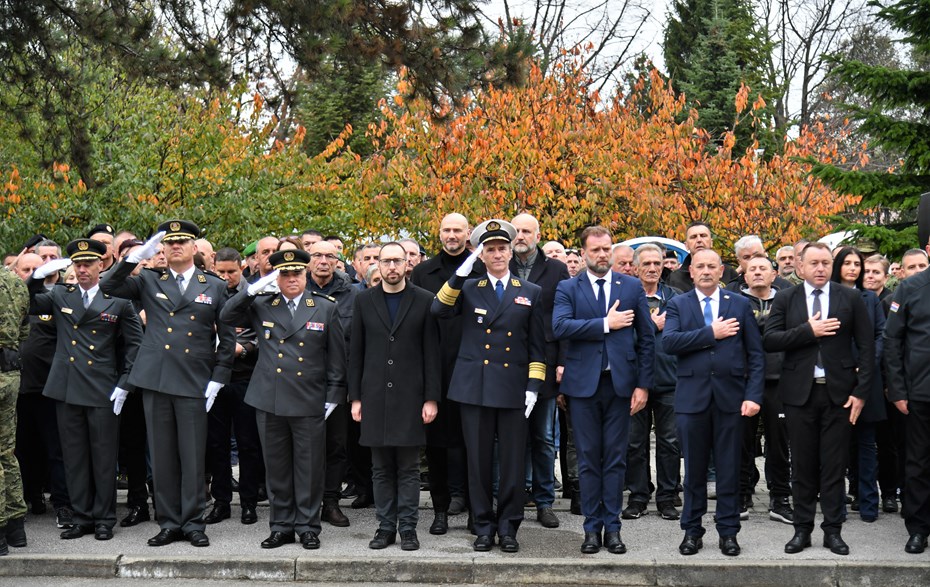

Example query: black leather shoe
[322,502,349,527]
[241,505,258,525]
[5,517,26,547]
[719,535,740,556]
[351,493,373,509]
[823,533,849,555]
[400,530,420,551]
[570,495,581,515]
[537,507,560,528]
[120,505,150,527]
[147,528,184,546]
[580,531,602,554]
[94,524,113,541]
[429,512,448,535]
[300,531,320,550]
[186,530,210,547]
[679,534,703,555]
[499,535,519,553]
[784,530,812,554]
[473,535,493,552]
[905,533,928,554]
[883,497,899,513]
[260,531,295,549]
[204,502,231,524]
[368,529,396,549]
[60,525,93,540]
[604,531,626,554]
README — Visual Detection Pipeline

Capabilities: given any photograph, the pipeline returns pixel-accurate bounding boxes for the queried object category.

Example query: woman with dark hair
[831,246,886,522]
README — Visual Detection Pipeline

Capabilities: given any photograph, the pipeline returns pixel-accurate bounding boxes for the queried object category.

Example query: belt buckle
[814,377,826,385]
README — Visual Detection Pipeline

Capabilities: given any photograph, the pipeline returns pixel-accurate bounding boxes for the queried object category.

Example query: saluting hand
[127,231,166,264]
[32,258,72,280]
[455,243,484,277]
[247,270,279,296]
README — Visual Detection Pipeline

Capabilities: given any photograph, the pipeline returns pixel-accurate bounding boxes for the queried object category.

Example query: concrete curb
[0,554,118,578]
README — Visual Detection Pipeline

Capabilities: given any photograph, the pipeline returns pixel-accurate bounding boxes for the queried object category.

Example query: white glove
[33,258,72,280]
[110,387,129,415]
[524,391,538,419]
[204,380,224,412]
[127,231,166,263]
[455,243,484,277]
[247,270,279,296]
[324,402,337,420]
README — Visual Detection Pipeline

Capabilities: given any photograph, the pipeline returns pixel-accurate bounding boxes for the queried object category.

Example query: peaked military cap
[269,249,311,272]
[470,219,517,247]
[66,238,108,262]
[156,219,200,242]
[85,223,115,239]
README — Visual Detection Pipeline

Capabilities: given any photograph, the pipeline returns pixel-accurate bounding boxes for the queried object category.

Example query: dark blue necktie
[703,296,714,326]
[495,280,504,301]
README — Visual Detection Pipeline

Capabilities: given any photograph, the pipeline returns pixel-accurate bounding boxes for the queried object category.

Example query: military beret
[242,241,258,257]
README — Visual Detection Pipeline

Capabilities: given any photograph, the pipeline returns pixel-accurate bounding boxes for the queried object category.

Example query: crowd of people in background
[1,213,930,559]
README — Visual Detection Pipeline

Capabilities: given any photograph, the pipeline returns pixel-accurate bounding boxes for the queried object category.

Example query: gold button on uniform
[71,340,76,346]
[69,357,75,362]
[298,357,303,362]
[89,345,95,350]
[278,353,284,358]
[504,363,508,368]
[505,347,510,352]
[276,368,282,373]
[167,327,173,333]
[484,360,489,365]
[485,344,490,349]
[507,332,512,337]
[486,329,492,334]
[165,344,170,350]
[87,360,93,365]
[169,312,174,317]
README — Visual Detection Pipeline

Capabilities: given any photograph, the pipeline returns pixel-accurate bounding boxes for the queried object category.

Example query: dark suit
[432,272,545,539]
[763,282,873,535]
[552,271,655,534]
[663,288,764,538]
[221,289,346,537]
[100,261,236,535]
[28,279,143,530]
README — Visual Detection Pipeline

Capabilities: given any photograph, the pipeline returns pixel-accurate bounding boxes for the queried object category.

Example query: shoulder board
[102,293,111,299]
[310,290,336,303]
[511,278,521,287]
[143,266,168,275]
[201,269,224,281]
[478,280,488,287]
[65,285,77,292]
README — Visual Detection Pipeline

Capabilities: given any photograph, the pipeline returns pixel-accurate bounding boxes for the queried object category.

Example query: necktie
[176,274,186,294]
[596,278,608,370]
[287,299,297,317]
[703,296,714,326]
[812,289,824,369]
[495,280,504,302]
[82,291,90,309]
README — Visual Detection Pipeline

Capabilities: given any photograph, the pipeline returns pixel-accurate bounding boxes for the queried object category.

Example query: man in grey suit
[221,249,347,550]
[100,220,236,548]
[28,239,143,540]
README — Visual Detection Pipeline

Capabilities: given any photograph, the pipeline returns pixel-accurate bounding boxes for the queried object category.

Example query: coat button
[390,336,395,342]
[507,332,512,336]
[89,345,95,350]
[69,357,75,362]
[484,360,489,365]
[188,332,193,336]
[169,312,174,316]
[276,368,282,373]
[387,359,393,365]
[299,342,304,347]
[486,329,491,334]
[71,340,76,346]
[87,360,93,365]
[485,344,490,349]
[504,363,508,368]
[298,357,303,362]
[297,372,302,377]
[185,349,190,353]
[280,340,285,344]
[164,344,170,350]
[387,382,393,388]
[505,347,510,352]
[167,327,173,333]
[278,353,284,358]
[73,325,78,330]
[190,316,195,320]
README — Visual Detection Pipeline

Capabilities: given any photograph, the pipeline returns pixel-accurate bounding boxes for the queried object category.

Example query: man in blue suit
[553,226,655,555]
[663,248,764,557]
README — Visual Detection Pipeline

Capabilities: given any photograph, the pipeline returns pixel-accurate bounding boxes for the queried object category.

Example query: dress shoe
[784,530,811,554]
[537,507,560,528]
[429,512,448,535]
[499,535,519,553]
[300,530,320,550]
[580,531,601,554]
[369,529,396,549]
[147,528,184,546]
[187,530,210,547]
[241,505,258,525]
[60,525,93,540]
[351,493,373,509]
[340,482,359,499]
[121,505,151,527]
[5,516,26,547]
[260,531,295,549]
[448,496,467,516]
[94,524,113,541]
[679,534,703,555]
[604,531,626,554]
[322,502,349,527]
[570,495,581,515]
[823,533,849,555]
[883,497,899,513]
[400,530,420,551]
[204,502,231,524]
[30,496,47,515]
[905,533,928,554]
[0,533,6,557]
[719,535,740,556]
[473,535,493,552]
[621,501,647,519]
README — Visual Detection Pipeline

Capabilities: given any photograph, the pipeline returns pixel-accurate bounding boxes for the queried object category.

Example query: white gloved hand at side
[524,391,538,419]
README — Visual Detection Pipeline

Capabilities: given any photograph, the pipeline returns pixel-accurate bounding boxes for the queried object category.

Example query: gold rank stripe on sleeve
[436,283,461,306]
[528,362,546,381]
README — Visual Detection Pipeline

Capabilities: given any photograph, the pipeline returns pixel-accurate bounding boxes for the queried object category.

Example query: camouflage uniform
[0,268,29,529]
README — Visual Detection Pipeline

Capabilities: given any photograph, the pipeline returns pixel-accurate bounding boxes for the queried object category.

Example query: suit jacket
[510,249,570,398]
[763,282,873,407]
[552,271,655,398]
[432,273,545,409]
[220,289,347,417]
[29,279,143,408]
[663,288,764,414]
[348,284,441,447]
[100,260,236,395]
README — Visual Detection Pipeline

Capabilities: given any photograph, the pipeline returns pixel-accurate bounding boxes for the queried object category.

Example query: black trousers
[876,398,906,499]
[206,378,264,507]
[741,380,791,499]
[323,403,348,502]
[15,393,70,509]
[903,400,930,536]
[118,390,150,508]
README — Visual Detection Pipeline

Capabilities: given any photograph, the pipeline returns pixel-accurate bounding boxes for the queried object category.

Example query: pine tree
[813,0,930,255]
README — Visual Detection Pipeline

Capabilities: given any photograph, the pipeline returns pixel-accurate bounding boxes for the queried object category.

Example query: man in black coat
[763,242,874,556]
[509,213,569,529]
[666,222,739,292]
[411,212,484,534]
[349,242,440,551]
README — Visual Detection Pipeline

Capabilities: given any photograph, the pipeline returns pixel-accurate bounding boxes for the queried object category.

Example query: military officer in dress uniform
[28,239,143,540]
[432,219,546,554]
[220,249,347,550]
[100,220,236,548]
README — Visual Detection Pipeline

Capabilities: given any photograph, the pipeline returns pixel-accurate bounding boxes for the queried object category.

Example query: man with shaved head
[611,245,635,277]
[252,236,280,280]
[195,239,216,272]
[411,212,483,535]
